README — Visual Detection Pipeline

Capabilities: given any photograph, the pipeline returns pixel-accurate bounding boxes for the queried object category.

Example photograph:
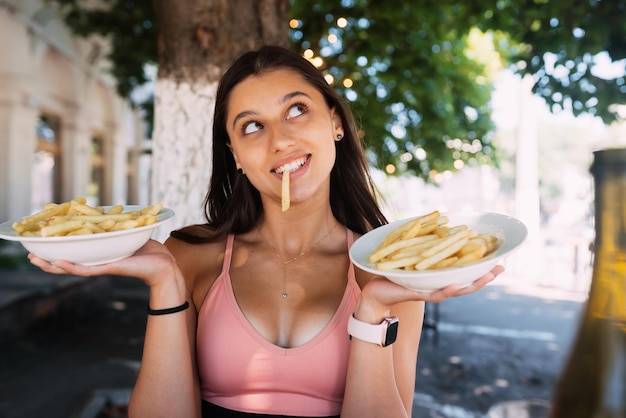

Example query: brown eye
[243,121,263,135]
[286,103,307,119]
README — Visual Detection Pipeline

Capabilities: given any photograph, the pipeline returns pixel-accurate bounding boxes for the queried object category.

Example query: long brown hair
[173,46,387,243]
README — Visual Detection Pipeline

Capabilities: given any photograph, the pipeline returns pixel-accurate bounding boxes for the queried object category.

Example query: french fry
[415,237,469,270]
[11,221,40,234]
[21,231,40,237]
[377,255,424,271]
[419,216,449,236]
[141,202,163,216]
[11,199,164,237]
[143,215,158,226]
[97,219,116,231]
[456,237,488,257]
[67,227,94,236]
[433,227,449,238]
[430,256,459,269]
[420,230,471,258]
[281,171,290,212]
[401,219,423,239]
[401,211,440,239]
[388,237,439,259]
[417,210,441,224]
[18,205,66,226]
[381,220,415,247]
[73,203,103,216]
[73,214,132,223]
[46,216,70,226]
[84,222,106,234]
[41,220,86,237]
[43,203,60,210]
[453,248,487,266]
[370,235,438,263]
[369,211,501,272]
[107,205,124,215]
[445,224,469,236]
[111,220,140,231]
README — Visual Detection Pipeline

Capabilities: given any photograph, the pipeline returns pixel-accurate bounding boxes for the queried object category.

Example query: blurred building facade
[0,0,148,222]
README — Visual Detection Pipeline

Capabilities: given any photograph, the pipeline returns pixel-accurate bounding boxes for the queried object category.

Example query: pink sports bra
[196,230,360,416]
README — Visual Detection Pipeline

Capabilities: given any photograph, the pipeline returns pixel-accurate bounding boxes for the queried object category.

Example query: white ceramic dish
[0,205,175,266]
[349,211,527,292]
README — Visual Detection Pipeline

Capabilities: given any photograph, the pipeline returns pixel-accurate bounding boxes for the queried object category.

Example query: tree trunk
[151,0,289,237]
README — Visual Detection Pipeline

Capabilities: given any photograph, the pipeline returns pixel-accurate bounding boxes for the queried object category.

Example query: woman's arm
[127,256,201,417]
[341,280,422,418]
[29,239,202,418]
[342,267,503,417]
[391,301,425,412]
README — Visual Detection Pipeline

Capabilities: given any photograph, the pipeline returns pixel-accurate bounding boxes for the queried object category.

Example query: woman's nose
[269,126,296,152]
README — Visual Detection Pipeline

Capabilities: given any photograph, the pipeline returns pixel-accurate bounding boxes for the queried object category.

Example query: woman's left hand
[356,265,505,320]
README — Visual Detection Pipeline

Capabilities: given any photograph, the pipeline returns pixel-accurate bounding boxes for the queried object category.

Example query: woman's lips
[273,155,310,174]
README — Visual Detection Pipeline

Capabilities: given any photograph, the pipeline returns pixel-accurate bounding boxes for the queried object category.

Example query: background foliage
[49,0,626,180]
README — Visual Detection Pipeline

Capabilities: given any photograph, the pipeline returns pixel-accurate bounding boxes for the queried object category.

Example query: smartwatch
[348,314,399,347]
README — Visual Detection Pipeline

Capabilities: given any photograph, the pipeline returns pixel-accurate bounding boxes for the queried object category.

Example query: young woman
[29,46,503,418]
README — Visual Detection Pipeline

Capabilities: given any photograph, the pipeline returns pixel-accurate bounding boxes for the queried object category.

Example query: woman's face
[226,69,343,212]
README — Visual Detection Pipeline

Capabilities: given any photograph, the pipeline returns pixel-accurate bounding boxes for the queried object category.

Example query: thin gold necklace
[259,221,339,298]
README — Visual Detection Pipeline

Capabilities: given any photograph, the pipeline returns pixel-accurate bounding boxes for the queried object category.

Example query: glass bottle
[549,148,626,417]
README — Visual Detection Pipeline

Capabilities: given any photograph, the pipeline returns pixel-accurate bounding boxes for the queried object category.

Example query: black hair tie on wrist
[147,301,190,315]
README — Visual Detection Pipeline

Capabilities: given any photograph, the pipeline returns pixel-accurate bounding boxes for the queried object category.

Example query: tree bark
[151,0,289,236]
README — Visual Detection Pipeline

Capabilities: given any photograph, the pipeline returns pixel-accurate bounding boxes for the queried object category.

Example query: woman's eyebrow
[232,110,258,130]
[231,91,313,129]
[279,91,312,104]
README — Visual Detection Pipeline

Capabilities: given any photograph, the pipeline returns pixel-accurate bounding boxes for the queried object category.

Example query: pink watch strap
[347,314,388,346]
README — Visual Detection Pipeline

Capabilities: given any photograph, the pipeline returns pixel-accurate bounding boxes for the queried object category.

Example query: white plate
[0,205,175,266]
[349,211,527,292]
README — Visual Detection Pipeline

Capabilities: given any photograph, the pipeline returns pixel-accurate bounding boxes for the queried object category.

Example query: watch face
[384,318,399,347]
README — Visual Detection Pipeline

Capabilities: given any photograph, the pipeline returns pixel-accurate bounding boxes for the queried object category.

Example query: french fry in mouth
[281,171,290,212]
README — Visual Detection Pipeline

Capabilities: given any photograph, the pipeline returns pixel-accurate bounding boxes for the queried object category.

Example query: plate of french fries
[0,198,174,266]
[349,210,527,292]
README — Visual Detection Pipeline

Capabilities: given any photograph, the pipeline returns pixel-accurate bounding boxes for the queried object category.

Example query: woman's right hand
[354,264,504,323]
[27,239,181,289]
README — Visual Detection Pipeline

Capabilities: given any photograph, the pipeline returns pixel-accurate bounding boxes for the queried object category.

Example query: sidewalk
[0,241,119,343]
[0,269,113,344]
[411,274,585,417]
[0,269,148,418]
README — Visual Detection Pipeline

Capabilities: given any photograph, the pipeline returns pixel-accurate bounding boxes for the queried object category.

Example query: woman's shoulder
[167,225,227,262]
[169,223,218,243]
[165,225,230,298]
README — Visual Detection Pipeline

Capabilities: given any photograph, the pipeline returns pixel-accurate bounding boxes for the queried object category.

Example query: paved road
[0,275,148,418]
[0,271,585,418]
[412,278,584,417]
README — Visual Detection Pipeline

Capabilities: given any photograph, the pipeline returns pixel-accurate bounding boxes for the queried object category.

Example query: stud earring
[336,133,343,141]
[237,168,244,174]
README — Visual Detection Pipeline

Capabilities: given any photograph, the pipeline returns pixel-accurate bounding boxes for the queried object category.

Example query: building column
[0,96,39,220]
[61,110,92,203]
